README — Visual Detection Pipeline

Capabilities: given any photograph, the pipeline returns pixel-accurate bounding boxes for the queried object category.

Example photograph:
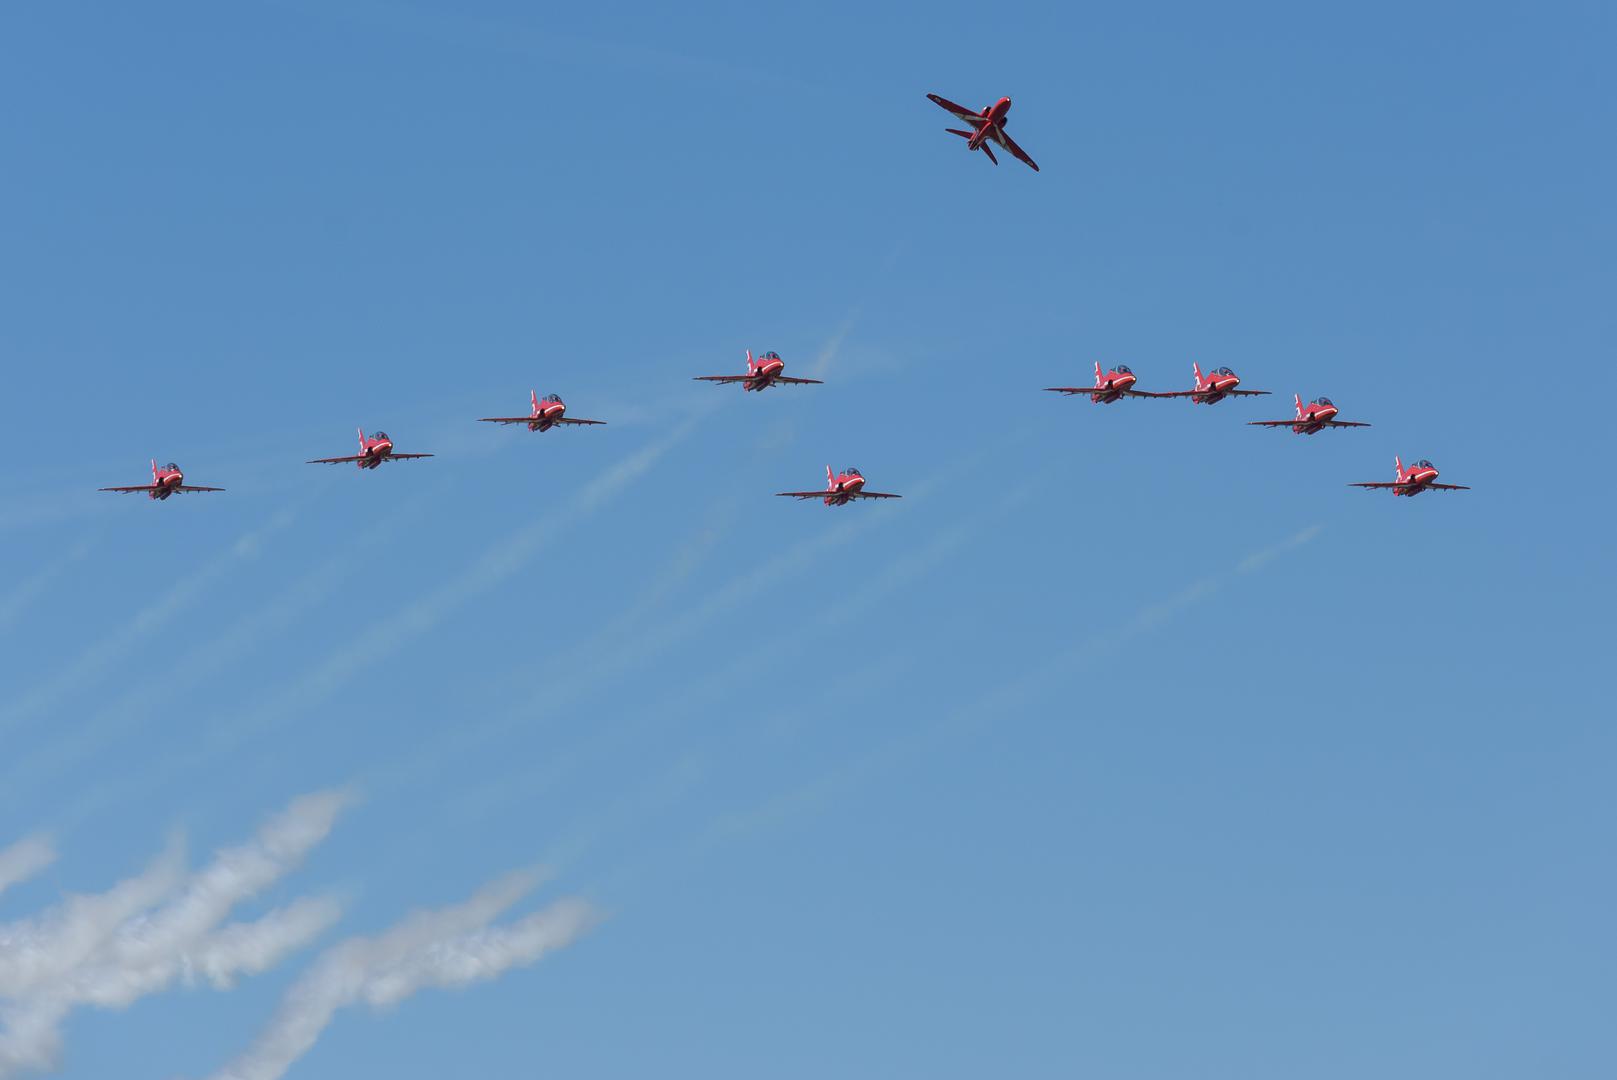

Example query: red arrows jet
[693,351,822,392]
[99,459,225,500]
[926,93,1039,171]
[307,429,434,469]
[1045,363,1158,404]
[479,391,605,432]
[1150,362,1271,404]
[776,466,902,506]
[1349,456,1470,496]
[1249,395,1371,435]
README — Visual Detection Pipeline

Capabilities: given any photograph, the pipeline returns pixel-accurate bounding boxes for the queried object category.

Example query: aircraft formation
[96,92,1471,504]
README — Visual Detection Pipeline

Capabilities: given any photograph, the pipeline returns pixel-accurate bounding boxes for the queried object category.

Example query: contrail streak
[61,415,713,831]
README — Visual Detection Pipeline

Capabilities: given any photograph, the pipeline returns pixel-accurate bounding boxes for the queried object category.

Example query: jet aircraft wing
[926,93,983,121]
[992,128,1040,171]
[553,417,607,426]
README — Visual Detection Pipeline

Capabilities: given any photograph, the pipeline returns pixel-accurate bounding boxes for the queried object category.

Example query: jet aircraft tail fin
[826,464,834,490]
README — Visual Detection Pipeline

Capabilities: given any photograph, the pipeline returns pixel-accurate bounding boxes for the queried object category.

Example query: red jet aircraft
[1349,456,1470,496]
[926,93,1039,171]
[307,429,434,469]
[693,350,822,392]
[776,466,902,507]
[1150,362,1271,404]
[478,391,606,432]
[99,459,225,500]
[1249,394,1371,435]
[1045,363,1159,404]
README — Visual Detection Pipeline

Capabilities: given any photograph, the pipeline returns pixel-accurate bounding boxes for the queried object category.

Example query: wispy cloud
[0,502,415,818]
[207,871,597,1080]
[804,309,860,380]
[609,524,1329,885]
[0,840,54,901]
[0,791,347,1078]
[0,511,297,741]
[0,539,94,636]
[280,0,817,91]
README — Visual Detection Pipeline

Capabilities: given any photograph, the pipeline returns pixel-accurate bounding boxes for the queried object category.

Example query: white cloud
[0,840,54,900]
[209,872,597,1080]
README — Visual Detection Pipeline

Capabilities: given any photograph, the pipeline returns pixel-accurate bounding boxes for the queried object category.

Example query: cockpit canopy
[1213,366,1235,376]
[844,467,862,478]
[1413,459,1434,469]
[542,393,562,403]
[1114,364,1133,375]
[372,431,388,441]
[1311,396,1334,407]
[164,462,179,472]
[760,351,780,361]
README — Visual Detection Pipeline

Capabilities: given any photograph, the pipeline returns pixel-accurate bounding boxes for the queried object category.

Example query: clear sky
[1,1,1613,1077]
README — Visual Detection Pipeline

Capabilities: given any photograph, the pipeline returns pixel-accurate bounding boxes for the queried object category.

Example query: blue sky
[1,0,1613,1076]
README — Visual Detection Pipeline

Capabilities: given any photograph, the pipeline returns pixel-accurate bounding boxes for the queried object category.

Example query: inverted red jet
[1150,362,1271,404]
[1045,362,1158,404]
[776,466,902,506]
[1349,456,1470,496]
[1249,394,1371,435]
[307,429,434,469]
[99,459,224,500]
[479,390,606,432]
[693,350,823,392]
[926,93,1039,171]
